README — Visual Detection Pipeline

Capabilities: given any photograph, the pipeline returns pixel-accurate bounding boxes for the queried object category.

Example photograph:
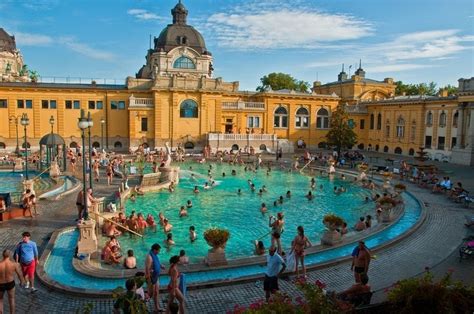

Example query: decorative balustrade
[221,101,265,110]
[208,133,277,141]
[345,104,368,114]
[129,95,154,108]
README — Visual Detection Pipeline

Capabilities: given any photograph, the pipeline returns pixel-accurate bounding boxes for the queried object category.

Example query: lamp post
[20,113,30,179]
[78,109,89,220]
[100,118,105,150]
[49,115,55,162]
[9,116,20,155]
[87,112,93,189]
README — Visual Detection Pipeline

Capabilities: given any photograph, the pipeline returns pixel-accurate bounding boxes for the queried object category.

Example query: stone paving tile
[1,166,473,313]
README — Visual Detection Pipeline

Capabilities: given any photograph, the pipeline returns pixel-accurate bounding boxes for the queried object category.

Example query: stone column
[77,220,98,254]
[455,104,464,148]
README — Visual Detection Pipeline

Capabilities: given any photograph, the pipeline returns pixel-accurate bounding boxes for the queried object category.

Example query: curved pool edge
[38,191,425,297]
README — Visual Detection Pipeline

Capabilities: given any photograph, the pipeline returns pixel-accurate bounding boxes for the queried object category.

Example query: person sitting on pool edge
[254,240,265,255]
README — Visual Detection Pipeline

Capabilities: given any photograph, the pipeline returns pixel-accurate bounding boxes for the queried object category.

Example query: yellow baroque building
[0,2,473,165]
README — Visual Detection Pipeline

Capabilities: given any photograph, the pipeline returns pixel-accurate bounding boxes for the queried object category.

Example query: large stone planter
[77,220,98,254]
[320,222,342,246]
[206,246,227,266]
[380,205,393,223]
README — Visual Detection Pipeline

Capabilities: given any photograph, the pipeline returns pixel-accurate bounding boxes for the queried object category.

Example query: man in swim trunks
[0,250,25,314]
[145,243,165,313]
[351,241,371,283]
[14,232,38,292]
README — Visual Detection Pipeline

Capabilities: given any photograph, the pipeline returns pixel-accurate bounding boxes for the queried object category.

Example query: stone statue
[5,62,11,74]
[163,142,172,168]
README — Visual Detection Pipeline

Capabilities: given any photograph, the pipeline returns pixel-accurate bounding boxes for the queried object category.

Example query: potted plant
[394,183,406,193]
[321,214,344,246]
[204,228,230,266]
[378,196,397,210]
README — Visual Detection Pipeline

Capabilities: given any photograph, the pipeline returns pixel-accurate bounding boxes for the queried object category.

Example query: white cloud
[59,37,116,61]
[366,63,435,73]
[204,5,373,49]
[127,9,164,21]
[15,32,53,46]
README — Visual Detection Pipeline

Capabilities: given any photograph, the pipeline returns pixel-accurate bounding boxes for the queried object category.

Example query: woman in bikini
[106,164,113,186]
[166,255,185,314]
[291,226,312,278]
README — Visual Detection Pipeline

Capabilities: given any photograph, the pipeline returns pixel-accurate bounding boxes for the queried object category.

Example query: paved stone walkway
[0,161,473,313]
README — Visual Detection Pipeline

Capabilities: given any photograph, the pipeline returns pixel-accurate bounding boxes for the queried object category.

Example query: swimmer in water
[190,174,196,181]
[278,195,284,204]
[204,183,210,190]
[286,191,291,198]
[186,200,193,208]
[306,191,314,200]
[163,218,173,233]
[258,189,263,196]
[179,206,188,217]
[237,189,242,195]
[231,170,237,176]
[319,184,324,191]
[189,226,197,242]
[260,203,267,213]
[262,185,267,192]
[194,186,200,194]
[165,233,175,247]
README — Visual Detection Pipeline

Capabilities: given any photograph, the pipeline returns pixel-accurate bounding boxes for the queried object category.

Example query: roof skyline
[0,0,472,90]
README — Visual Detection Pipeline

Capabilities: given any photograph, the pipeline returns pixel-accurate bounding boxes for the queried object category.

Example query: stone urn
[380,207,393,223]
[204,228,229,266]
[382,179,391,192]
[320,217,343,246]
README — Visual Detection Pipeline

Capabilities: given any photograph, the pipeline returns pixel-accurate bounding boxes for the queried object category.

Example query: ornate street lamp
[77,109,89,220]
[100,118,105,150]
[20,113,30,179]
[87,112,93,189]
[9,116,20,155]
[49,115,55,161]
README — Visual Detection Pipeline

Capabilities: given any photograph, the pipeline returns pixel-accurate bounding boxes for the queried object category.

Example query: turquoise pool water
[0,171,51,194]
[120,162,373,263]
[44,191,422,291]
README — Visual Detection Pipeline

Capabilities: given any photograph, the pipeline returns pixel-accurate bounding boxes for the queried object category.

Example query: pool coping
[36,180,426,297]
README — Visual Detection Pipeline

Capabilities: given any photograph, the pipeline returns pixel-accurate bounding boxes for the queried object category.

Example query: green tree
[257,72,310,93]
[395,81,438,96]
[326,105,357,158]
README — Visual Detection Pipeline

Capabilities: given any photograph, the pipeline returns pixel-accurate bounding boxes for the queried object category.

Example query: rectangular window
[50,100,57,109]
[141,117,148,132]
[437,136,445,150]
[96,101,103,109]
[425,136,432,148]
[88,101,96,110]
[25,100,32,109]
[360,119,365,129]
[111,101,126,110]
[42,100,49,109]
[17,100,24,108]
[73,100,80,109]
[247,116,260,128]
[451,137,457,148]
[118,101,125,110]
[65,100,72,109]
[0,99,7,108]
[111,101,117,110]
[385,125,390,137]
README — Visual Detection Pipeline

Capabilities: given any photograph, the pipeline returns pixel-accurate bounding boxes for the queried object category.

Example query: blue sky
[1,0,472,90]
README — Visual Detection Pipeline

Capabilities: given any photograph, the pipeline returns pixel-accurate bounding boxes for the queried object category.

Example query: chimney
[438,89,448,97]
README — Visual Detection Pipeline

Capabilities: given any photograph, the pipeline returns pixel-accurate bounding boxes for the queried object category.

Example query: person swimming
[194,186,199,193]
[179,206,188,217]
[237,188,242,195]
[231,169,236,176]
[165,233,175,247]
[286,191,291,198]
[186,200,193,208]
[204,183,210,190]
[278,195,284,204]
[260,203,267,213]
[306,191,314,200]
[189,226,197,242]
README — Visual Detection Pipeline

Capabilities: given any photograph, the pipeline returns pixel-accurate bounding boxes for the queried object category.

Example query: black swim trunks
[354,266,365,274]
[263,275,279,292]
[0,281,15,292]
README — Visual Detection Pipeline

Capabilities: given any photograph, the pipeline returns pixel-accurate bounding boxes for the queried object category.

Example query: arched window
[377,113,382,130]
[295,107,309,128]
[439,111,446,127]
[180,99,198,118]
[92,141,100,148]
[396,116,405,138]
[259,144,267,151]
[0,142,5,149]
[231,144,239,151]
[383,145,389,153]
[316,108,330,129]
[410,120,416,142]
[184,142,194,149]
[274,106,288,128]
[173,56,195,69]
[375,144,380,151]
[394,147,402,154]
[69,141,78,148]
[370,114,374,130]
[409,148,415,156]
[453,111,459,128]
[114,141,123,149]
[426,111,433,126]
[385,119,390,137]
[357,143,365,150]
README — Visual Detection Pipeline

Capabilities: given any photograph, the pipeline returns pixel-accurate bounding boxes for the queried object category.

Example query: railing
[208,133,277,141]
[129,96,154,108]
[221,101,265,110]
[345,104,368,114]
[37,76,126,85]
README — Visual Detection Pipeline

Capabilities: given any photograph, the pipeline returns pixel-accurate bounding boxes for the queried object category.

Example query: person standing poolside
[263,246,286,302]
[269,213,285,254]
[351,241,371,283]
[0,250,25,314]
[291,226,312,278]
[166,255,185,314]
[145,244,165,313]
[93,160,100,183]
[14,232,38,292]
